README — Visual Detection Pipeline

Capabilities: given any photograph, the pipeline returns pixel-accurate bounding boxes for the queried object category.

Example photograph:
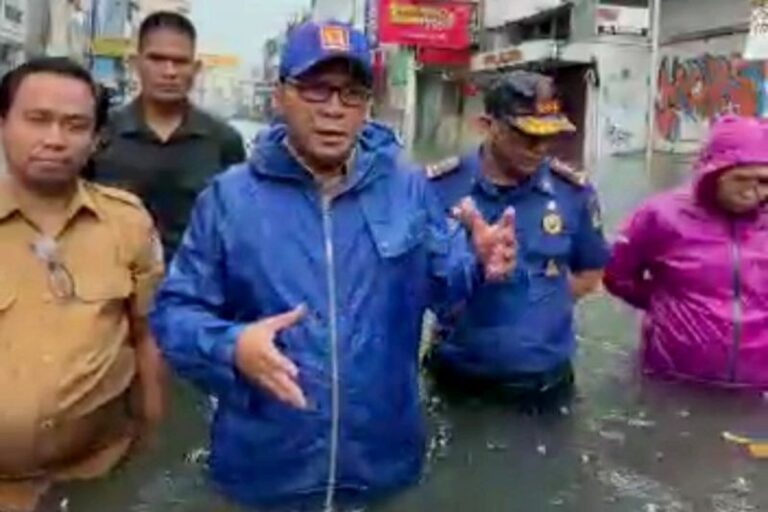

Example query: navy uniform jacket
[426,149,609,377]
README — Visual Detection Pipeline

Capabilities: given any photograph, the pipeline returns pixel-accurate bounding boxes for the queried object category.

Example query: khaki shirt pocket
[0,276,16,311]
[73,269,132,304]
[0,272,17,346]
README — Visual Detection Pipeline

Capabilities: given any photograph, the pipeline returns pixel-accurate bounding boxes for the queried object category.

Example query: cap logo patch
[320,26,350,51]
[534,78,560,115]
[536,99,562,115]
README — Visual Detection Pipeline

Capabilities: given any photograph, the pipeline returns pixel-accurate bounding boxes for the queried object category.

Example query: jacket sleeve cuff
[217,323,247,369]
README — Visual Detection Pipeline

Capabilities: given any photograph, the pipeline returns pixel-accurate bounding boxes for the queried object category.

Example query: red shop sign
[378,0,473,50]
[416,47,471,66]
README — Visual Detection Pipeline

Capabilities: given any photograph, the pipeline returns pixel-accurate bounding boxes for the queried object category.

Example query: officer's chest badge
[545,259,561,277]
[542,202,563,235]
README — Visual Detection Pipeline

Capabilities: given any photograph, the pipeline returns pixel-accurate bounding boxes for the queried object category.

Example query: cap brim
[510,115,577,137]
[289,53,372,85]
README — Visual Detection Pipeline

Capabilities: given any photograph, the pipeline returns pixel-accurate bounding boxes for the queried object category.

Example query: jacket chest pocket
[369,211,427,260]
[365,211,429,307]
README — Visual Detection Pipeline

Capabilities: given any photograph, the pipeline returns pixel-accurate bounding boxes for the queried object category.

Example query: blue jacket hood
[247,121,405,190]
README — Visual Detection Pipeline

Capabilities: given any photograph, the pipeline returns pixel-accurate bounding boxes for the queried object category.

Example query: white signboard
[596,5,650,36]
[744,0,768,60]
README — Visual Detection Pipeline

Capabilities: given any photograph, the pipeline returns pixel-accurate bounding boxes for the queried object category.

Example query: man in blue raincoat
[150,21,516,510]
[424,71,608,409]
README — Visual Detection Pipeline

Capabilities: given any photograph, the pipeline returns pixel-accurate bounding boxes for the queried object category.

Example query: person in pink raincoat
[605,115,768,388]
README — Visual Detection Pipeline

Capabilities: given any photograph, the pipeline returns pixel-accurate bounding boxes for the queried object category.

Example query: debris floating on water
[486,441,509,452]
[599,430,627,444]
[185,447,210,466]
[537,444,548,456]
[628,417,657,429]
[730,477,752,495]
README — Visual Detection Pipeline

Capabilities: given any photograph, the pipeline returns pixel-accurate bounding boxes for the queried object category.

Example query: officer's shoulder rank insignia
[549,158,588,187]
[425,156,460,180]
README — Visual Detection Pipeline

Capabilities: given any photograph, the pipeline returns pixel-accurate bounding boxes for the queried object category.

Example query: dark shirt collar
[473,147,555,199]
[115,99,212,140]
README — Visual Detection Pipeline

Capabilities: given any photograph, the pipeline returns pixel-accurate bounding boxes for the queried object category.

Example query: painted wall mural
[656,54,766,143]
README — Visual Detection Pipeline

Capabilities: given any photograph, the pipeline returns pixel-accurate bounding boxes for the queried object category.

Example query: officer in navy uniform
[424,71,608,409]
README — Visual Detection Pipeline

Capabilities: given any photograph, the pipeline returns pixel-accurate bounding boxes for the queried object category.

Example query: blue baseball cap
[279,21,373,85]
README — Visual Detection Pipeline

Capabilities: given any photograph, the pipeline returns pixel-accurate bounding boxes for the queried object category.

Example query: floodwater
[57,153,768,512]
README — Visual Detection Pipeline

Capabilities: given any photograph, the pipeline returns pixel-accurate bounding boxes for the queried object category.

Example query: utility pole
[87,0,100,71]
[645,0,662,175]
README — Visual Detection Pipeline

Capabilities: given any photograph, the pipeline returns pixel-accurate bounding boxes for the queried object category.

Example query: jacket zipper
[727,222,743,382]
[322,196,340,511]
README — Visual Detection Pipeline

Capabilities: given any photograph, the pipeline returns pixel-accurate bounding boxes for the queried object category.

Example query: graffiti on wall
[605,119,634,149]
[656,54,765,142]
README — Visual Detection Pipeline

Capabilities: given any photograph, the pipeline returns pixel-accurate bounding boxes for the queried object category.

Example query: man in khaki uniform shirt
[0,58,165,511]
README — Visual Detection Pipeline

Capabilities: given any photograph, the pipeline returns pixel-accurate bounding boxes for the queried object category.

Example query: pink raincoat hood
[693,115,768,211]
[605,116,768,388]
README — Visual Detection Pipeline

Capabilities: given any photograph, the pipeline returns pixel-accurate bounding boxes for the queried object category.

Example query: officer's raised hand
[235,305,308,409]
[453,198,517,281]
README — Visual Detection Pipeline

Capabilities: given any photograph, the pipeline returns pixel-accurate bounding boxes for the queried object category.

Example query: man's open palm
[235,305,308,409]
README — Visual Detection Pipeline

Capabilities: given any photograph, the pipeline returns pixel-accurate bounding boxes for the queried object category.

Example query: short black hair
[0,57,106,130]
[138,11,197,50]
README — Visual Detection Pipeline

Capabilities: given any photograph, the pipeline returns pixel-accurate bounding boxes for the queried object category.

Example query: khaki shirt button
[40,419,54,430]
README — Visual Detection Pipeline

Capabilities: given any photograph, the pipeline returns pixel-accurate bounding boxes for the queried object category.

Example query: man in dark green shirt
[93,12,245,257]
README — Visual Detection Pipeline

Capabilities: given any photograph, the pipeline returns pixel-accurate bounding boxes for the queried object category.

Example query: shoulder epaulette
[90,183,144,208]
[425,156,461,180]
[549,158,588,187]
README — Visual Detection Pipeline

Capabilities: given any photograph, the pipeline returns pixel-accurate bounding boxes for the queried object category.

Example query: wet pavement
[58,153,768,512]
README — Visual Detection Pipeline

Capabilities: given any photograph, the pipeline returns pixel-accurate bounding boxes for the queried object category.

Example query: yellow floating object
[748,443,768,458]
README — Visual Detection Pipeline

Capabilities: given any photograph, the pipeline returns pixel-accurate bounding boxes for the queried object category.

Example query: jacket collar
[249,126,386,192]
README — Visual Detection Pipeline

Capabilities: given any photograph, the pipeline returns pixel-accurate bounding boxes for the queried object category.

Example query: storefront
[0,0,26,76]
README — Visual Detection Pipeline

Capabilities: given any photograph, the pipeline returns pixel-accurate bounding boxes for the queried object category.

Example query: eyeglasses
[285,78,371,108]
[31,236,75,301]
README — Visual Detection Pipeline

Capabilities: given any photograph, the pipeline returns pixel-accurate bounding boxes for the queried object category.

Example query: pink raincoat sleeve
[604,201,662,310]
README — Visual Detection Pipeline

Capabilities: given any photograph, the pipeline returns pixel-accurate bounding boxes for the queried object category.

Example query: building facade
[654,0,757,153]
[25,0,87,62]
[0,0,27,74]
[467,0,652,166]
[139,0,190,19]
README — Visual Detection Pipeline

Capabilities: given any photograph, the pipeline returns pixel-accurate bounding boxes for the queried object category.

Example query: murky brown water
[56,153,768,512]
